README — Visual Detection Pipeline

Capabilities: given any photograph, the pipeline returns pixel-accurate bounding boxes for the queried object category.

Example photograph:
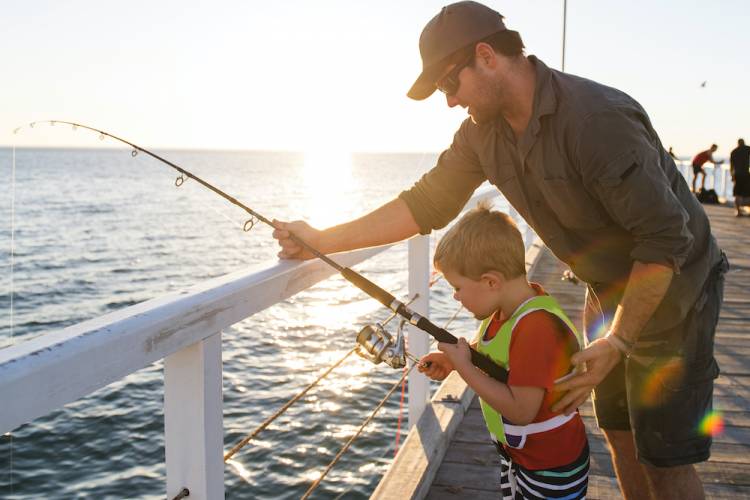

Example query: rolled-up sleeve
[576,110,694,271]
[398,120,486,234]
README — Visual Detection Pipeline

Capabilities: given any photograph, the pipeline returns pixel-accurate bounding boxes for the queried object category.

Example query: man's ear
[475,42,496,67]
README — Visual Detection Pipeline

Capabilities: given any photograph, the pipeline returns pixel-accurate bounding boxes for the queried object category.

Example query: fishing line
[172,177,249,232]
[15,120,508,383]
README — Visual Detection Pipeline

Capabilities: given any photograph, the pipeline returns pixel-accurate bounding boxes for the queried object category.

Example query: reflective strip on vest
[474,295,583,447]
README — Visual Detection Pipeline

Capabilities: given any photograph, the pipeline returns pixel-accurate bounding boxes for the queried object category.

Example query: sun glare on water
[301,148,356,228]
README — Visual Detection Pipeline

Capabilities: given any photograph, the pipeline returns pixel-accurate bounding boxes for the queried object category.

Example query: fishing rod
[17,120,508,383]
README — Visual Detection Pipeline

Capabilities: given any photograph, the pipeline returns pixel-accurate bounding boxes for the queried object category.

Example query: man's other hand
[551,336,621,414]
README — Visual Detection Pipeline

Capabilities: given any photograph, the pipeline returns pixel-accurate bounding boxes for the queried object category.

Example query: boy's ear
[481,271,506,289]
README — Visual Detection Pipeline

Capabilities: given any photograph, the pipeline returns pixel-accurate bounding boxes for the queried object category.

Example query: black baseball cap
[408,1,507,101]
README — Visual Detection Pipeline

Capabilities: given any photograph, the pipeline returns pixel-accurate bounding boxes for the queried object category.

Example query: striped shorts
[495,441,589,499]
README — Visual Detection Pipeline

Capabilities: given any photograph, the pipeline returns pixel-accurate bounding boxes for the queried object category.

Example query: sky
[2,0,748,156]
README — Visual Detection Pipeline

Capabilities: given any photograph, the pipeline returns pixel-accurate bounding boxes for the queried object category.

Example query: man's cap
[407,1,506,101]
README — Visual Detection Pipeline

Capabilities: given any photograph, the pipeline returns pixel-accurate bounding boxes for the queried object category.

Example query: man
[273,2,725,498]
[730,138,750,216]
[691,144,721,193]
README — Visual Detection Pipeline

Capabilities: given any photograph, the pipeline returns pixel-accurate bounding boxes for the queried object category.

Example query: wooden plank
[426,485,503,500]
[371,372,476,500]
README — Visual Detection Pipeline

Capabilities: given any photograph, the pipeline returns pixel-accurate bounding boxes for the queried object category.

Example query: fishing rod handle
[341,268,398,309]
[413,317,509,383]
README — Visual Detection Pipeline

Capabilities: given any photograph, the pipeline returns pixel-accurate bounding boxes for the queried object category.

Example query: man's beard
[469,106,500,125]
[468,80,505,125]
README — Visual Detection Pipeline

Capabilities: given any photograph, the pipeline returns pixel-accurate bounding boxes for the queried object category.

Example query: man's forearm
[321,198,421,253]
[610,261,674,344]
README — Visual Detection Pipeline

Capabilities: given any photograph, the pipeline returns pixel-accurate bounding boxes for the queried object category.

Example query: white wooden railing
[0,185,511,499]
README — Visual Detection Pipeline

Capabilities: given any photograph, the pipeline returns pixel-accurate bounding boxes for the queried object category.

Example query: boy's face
[442,269,499,320]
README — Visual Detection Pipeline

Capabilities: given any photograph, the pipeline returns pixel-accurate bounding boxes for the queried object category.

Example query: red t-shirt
[483,284,587,470]
[692,149,713,167]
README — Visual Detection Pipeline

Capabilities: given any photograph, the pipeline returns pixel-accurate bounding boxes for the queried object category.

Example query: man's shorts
[588,254,727,467]
[692,163,705,175]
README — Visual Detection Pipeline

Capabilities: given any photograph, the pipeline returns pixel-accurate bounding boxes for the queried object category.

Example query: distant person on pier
[274,3,727,498]
[691,144,721,192]
[668,146,678,160]
[730,138,750,216]
[419,203,589,499]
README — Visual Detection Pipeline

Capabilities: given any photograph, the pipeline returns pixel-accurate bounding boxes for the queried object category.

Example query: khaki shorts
[588,255,727,467]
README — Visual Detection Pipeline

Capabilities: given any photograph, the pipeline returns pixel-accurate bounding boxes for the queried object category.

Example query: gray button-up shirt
[400,56,721,335]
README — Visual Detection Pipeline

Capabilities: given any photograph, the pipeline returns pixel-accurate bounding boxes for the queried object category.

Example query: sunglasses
[436,56,473,96]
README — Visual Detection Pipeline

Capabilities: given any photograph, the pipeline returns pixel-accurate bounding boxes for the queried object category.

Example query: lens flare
[639,358,684,407]
[698,410,725,437]
[583,315,610,343]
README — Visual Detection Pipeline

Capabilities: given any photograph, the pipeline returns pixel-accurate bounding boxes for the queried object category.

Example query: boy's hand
[438,337,472,372]
[417,352,454,381]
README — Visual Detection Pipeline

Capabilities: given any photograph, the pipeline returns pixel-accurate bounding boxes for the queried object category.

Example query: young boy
[419,204,589,499]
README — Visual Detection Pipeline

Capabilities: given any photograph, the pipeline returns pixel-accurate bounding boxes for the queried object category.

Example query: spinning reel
[355,319,421,369]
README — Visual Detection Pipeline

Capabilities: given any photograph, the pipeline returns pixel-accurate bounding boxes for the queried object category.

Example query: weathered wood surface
[425,203,750,499]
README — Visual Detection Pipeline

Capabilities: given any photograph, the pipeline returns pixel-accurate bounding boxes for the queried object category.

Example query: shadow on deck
[425,203,750,499]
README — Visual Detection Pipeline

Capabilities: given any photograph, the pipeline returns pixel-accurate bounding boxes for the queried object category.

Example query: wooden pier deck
[424,203,750,499]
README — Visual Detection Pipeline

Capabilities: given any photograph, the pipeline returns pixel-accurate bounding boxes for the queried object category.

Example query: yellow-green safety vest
[473,294,584,448]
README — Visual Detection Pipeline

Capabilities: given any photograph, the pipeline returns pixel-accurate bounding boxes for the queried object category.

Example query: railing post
[711,164,718,191]
[407,235,431,428]
[164,332,224,500]
[722,165,732,202]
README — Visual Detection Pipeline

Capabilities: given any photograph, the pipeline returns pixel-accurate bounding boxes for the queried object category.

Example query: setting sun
[301,148,356,227]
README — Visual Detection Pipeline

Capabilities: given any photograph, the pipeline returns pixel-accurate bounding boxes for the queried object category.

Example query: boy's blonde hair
[434,201,526,280]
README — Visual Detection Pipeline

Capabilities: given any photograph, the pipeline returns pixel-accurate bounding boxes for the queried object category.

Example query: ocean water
[0,146,505,499]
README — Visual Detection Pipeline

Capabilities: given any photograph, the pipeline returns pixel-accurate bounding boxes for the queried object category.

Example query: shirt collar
[525,55,558,139]
[488,56,558,148]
